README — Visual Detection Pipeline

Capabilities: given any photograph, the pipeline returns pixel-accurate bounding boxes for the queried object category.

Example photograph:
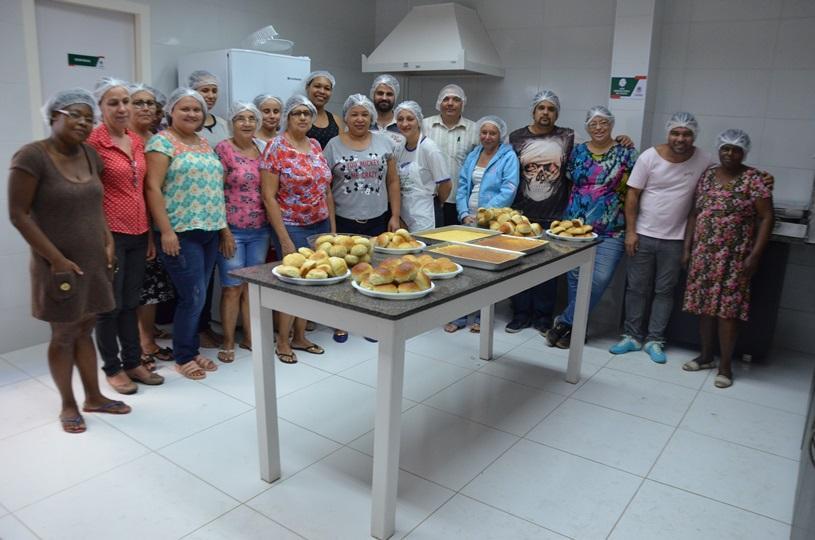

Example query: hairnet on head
[304,70,336,90]
[716,128,751,155]
[187,70,219,90]
[342,94,376,123]
[253,94,282,111]
[394,101,423,126]
[228,101,261,124]
[93,77,130,103]
[370,74,400,100]
[40,88,99,125]
[150,87,167,107]
[666,111,698,136]
[165,87,208,117]
[281,94,317,130]
[531,89,561,115]
[476,115,508,140]
[585,105,615,126]
[435,84,467,111]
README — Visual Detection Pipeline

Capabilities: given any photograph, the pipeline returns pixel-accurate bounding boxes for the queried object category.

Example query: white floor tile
[340,352,474,402]
[185,504,303,540]
[248,447,452,540]
[406,494,567,539]
[609,480,791,540]
[160,411,340,502]
[407,328,516,369]
[462,439,641,539]
[1,342,50,378]
[479,344,602,396]
[0,358,29,387]
[650,430,799,523]
[0,416,148,510]
[424,372,565,436]
[0,514,38,540]
[0,502,6,518]
[605,348,709,389]
[680,391,806,459]
[16,453,238,540]
[0,379,61,439]
[572,368,697,426]
[297,330,378,373]
[536,342,614,367]
[277,376,414,444]
[350,404,518,490]
[527,398,674,476]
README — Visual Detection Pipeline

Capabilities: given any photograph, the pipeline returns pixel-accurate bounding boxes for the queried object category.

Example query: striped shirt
[422,114,479,203]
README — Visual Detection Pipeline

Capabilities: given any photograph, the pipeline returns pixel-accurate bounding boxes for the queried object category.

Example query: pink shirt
[214,140,267,229]
[627,147,715,240]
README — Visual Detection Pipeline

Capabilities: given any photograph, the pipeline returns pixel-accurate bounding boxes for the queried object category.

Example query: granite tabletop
[231,239,600,321]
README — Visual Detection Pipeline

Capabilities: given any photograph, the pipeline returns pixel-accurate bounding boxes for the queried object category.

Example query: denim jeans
[623,233,683,342]
[158,229,220,365]
[217,226,272,287]
[272,219,331,255]
[509,279,558,327]
[95,232,148,376]
[560,236,625,327]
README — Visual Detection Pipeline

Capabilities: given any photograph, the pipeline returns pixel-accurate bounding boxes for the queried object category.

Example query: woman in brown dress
[7,89,132,433]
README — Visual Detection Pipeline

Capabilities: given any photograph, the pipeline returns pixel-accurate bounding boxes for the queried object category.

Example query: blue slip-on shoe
[609,335,643,355]
[644,341,667,364]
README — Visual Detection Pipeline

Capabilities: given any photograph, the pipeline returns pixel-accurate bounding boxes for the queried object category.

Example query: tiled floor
[0,310,810,540]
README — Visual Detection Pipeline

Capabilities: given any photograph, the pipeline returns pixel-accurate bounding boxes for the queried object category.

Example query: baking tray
[470,234,549,255]
[425,241,524,271]
[413,225,501,244]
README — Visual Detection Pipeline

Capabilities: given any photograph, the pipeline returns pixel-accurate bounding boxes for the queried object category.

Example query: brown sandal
[194,356,218,372]
[217,349,235,363]
[275,349,297,364]
[175,361,206,380]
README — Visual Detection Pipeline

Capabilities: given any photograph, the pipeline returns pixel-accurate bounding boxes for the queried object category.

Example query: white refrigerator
[177,49,311,118]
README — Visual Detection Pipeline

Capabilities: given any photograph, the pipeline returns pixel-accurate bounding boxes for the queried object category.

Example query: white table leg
[567,248,596,384]
[370,325,406,540]
[479,303,495,360]
[248,284,281,482]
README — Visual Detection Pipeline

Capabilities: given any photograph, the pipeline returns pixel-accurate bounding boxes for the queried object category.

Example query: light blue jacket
[456,143,520,221]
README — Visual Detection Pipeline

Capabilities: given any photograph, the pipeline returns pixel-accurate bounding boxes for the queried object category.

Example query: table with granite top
[231,238,598,539]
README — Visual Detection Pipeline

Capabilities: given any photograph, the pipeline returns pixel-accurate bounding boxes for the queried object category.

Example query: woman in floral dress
[681,129,773,389]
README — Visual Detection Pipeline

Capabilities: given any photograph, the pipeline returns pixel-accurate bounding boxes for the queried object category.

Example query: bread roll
[417,254,435,265]
[369,267,394,285]
[413,271,431,290]
[498,222,515,234]
[350,244,369,257]
[360,254,371,263]
[328,256,348,276]
[401,254,419,263]
[387,238,404,249]
[318,242,333,253]
[407,240,422,248]
[489,221,501,230]
[282,253,306,268]
[374,283,398,293]
[375,232,391,247]
[314,234,334,246]
[310,250,329,261]
[422,260,444,274]
[299,259,317,276]
[359,278,375,290]
[511,214,525,225]
[305,269,328,279]
[393,262,418,283]
[516,223,532,235]
[380,257,401,270]
[315,263,333,276]
[328,244,348,258]
[394,228,411,240]
[351,262,373,283]
[344,254,359,266]
[398,282,420,293]
[439,258,458,272]
[276,265,301,278]
[530,223,543,235]
[298,247,315,258]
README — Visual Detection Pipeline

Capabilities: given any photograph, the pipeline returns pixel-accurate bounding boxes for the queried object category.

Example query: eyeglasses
[132,99,157,109]
[234,116,258,124]
[587,120,611,129]
[55,109,94,124]
[290,110,313,118]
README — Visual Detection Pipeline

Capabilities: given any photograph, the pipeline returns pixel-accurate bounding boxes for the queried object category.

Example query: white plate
[422,262,463,280]
[373,240,427,254]
[272,266,350,285]
[545,229,599,242]
[351,278,435,300]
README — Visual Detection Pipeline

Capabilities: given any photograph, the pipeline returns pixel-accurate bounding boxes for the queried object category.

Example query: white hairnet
[40,88,99,125]
[253,94,282,110]
[476,115,507,141]
[342,94,376,124]
[304,70,336,90]
[666,111,698,136]
[281,94,317,130]
[165,87,208,118]
[228,101,261,124]
[93,77,130,103]
[585,105,615,126]
[435,84,467,111]
[370,74,400,100]
[531,89,561,115]
[187,70,219,90]
[150,86,167,107]
[130,84,167,107]
[394,100,423,127]
[716,128,751,155]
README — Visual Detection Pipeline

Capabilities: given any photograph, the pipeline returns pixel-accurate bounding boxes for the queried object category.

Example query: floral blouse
[214,139,267,229]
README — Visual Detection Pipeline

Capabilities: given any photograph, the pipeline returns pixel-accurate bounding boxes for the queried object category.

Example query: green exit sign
[68,53,104,68]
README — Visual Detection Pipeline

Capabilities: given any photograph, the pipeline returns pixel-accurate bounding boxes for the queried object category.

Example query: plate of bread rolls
[373,229,426,254]
[272,250,351,285]
[545,219,598,242]
[350,258,435,299]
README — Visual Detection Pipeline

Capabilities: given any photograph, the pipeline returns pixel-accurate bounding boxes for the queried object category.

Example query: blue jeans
[217,226,272,287]
[510,280,558,327]
[272,219,331,255]
[559,236,625,326]
[158,229,219,365]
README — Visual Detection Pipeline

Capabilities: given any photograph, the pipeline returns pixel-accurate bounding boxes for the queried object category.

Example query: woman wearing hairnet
[545,106,638,349]
[87,78,164,392]
[213,102,270,363]
[681,129,773,389]
[188,70,229,147]
[393,101,451,232]
[304,70,343,149]
[128,83,162,143]
[145,87,227,380]
[8,88,131,432]
[254,94,283,150]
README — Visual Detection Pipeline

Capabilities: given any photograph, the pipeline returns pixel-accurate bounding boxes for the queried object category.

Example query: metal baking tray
[413,225,501,245]
[470,234,549,255]
[425,241,525,271]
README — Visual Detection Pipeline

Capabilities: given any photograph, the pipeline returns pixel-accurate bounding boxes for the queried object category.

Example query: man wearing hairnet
[370,74,404,142]
[422,84,479,226]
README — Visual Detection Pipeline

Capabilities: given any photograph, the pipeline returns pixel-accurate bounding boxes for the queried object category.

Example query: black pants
[96,232,148,376]
[442,202,459,226]
[335,213,388,236]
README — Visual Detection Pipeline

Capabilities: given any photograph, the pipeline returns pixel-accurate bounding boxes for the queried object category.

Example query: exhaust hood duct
[362,3,505,77]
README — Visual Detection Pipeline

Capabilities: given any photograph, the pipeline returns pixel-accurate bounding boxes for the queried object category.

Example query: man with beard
[370,74,404,145]
[422,84,479,225]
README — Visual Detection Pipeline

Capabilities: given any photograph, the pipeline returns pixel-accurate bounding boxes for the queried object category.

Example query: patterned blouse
[146,130,227,232]
[565,143,638,238]
[260,135,331,226]
[214,139,267,229]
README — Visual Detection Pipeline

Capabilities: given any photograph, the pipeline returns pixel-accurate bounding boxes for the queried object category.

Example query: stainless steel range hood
[362,3,505,77]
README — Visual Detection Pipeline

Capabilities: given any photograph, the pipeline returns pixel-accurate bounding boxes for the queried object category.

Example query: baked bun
[417,254,435,265]
[276,265,301,278]
[328,256,348,276]
[298,247,315,257]
[489,221,501,230]
[380,257,402,270]
[369,267,394,285]
[310,250,329,261]
[374,283,398,294]
[375,233,391,247]
[315,263,333,276]
[359,278,375,290]
[516,223,532,235]
[393,262,418,283]
[317,242,333,253]
[314,234,334,246]
[422,260,444,274]
[530,223,543,235]
[401,254,419,263]
[351,262,373,283]
[299,259,318,276]
[353,237,371,247]
[413,271,431,290]
[328,245,348,258]
[438,258,458,272]
[282,253,306,268]
[305,269,328,279]
[350,244,369,257]
[344,254,360,266]
[394,228,411,240]
[398,282,420,293]
[498,222,515,234]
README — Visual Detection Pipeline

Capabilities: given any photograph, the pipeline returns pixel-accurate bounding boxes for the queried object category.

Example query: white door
[36,0,136,102]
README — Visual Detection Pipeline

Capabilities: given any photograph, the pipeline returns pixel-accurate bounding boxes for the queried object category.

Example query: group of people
[7,67,773,433]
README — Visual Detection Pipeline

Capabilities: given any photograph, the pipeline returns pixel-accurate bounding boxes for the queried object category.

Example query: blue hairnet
[40,88,99,125]
[717,128,751,155]
[585,105,615,126]
[165,87,208,118]
[92,77,130,103]
[370,74,400,100]
[666,111,699,136]
[531,89,561,115]
[304,70,336,90]
[435,84,467,111]
[253,94,283,111]
[476,115,508,140]
[342,94,376,125]
[281,94,317,130]
[394,101,423,127]
[187,70,219,90]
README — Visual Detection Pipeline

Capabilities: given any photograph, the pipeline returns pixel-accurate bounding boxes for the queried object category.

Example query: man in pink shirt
[610,112,715,363]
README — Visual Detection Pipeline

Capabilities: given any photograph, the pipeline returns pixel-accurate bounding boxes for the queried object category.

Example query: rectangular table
[233,239,597,539]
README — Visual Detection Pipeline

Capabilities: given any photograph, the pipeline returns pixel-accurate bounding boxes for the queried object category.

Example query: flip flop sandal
[276,349,298,364]
[154,327,172,340]
[682,358,716,371]
[444,322,465,333]
[292,343,325,355]
[306,321,316,331]
[82,400,131,414]
[333,330,348,343]
[469,323,481,333]
[714,374,733,388]
[217,349,235,363]
[194,356,219,372]
[175,361,206,380]
[239,342,252,351]
[140,353,157,372]
[60,414,86,434]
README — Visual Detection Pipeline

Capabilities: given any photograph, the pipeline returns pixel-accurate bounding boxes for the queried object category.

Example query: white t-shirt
[199,115,229,148]
[395,136,450,231]
[627,147,716,240]
[468,166,485,216]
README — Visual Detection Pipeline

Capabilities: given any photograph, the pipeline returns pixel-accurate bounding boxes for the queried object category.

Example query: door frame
[22,0,151,138]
